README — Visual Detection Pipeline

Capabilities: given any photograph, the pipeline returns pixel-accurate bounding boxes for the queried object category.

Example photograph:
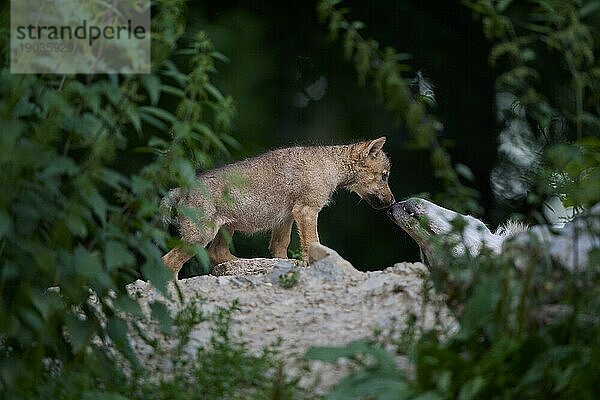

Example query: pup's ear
[364,136,386,158]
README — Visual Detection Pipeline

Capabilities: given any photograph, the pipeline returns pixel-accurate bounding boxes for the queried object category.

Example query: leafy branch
[317,0,482,214]
[0,0,239,394]
[465,0,599,139]
[465,0,600,208]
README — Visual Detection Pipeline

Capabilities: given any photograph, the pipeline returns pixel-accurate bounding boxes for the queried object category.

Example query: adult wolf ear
[364,136,386,158]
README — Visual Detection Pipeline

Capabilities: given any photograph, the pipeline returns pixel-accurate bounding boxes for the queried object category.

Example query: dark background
[187,0,500,269]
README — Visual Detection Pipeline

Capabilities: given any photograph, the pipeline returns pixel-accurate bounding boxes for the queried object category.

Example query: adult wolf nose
[390,199,418,216]
[402,199,419,216]
[387,202,395,215]
[387,201,400,219]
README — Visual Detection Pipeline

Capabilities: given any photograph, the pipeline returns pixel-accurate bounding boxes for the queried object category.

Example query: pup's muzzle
[366,192,395,210]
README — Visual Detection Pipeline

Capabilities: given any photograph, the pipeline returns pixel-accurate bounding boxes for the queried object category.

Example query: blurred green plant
[31,299,302,399]
[464,0,600,210]
[278,269,299,288]
[0,0,237,396]
[309,210,600,399]
[309,1,600,399]
[307,341,408,399]
[317,0,482,214]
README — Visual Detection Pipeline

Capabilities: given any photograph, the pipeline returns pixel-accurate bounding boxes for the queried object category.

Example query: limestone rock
[126,245,454,393]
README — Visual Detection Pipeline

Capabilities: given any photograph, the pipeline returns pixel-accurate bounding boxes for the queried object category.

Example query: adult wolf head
[346,137,395,209]
[387,197,505,263]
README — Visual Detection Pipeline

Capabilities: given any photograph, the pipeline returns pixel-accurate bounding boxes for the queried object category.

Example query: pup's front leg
[292,205,320,262]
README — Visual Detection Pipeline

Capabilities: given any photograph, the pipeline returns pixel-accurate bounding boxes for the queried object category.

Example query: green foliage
[310,1,600,399]
[278,269,299,288]
[1,1,598,398]
[129,300,301,400]
[310,213,600,399]
[464,0,600,209]
[543,137,600,207]
[317,0,482,214]
[307,341,410,400]
[31,300,302,400]
[0,0,237,396]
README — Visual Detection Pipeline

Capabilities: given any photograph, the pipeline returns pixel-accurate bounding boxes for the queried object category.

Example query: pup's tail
[160,188,182,227]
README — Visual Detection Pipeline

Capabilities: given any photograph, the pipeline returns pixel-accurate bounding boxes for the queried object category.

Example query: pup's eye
[381,172,389,181]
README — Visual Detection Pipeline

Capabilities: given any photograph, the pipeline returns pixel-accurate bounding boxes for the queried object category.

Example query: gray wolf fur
[163,137,395,278]
[388,197,599,270]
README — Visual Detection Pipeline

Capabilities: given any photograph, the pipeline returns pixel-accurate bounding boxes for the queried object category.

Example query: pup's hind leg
[163,217,220,279]
[163,247,194,279]
[208,225,237,264]
[270,217,293,258]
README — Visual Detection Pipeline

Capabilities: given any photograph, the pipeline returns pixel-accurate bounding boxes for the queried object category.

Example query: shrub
[309,1,600,399]
[0,0,238,396]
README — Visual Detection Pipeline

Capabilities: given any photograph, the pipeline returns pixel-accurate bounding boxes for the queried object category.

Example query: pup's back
[188,145,345,233]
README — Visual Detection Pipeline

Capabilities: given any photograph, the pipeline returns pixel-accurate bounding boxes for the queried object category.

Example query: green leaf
[64,213,88,237]
[159,84,186,98]
[82,392,129,400]
[458,376,486,400]
[161,60,188,87]
[97,168,129,189]
[113,294,144,319]
[307,341,398,372]
[205,83,224,101]
[219,133,241,150]
[140,111,168,131]
[460,278,501,336]
[0,210,12,236]
[173,159,197,184]
[39,156,78,177]
[81,185,108,225]
[351,20,365,30]
[328,374,411,400]
[455,163,475,182]
[580,1,600,18]
[343,30,355,59]
[413,392,443,400]
[140,106,177,124]
[147,136,169,149]
[72,245,99,270]
[65,314,92,354]
[211,51,230,63]
[496,0,514,13]
[105,241,135,270]
[141,261,171,296]
[125,104,142,133]
[521,48,536,62]
[106,316,139,368]
[142,75,161,105]
[194,123,228,154]
[150,301,173,335]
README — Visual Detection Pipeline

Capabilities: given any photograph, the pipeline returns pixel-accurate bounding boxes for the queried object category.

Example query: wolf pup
[162,137,395,278]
